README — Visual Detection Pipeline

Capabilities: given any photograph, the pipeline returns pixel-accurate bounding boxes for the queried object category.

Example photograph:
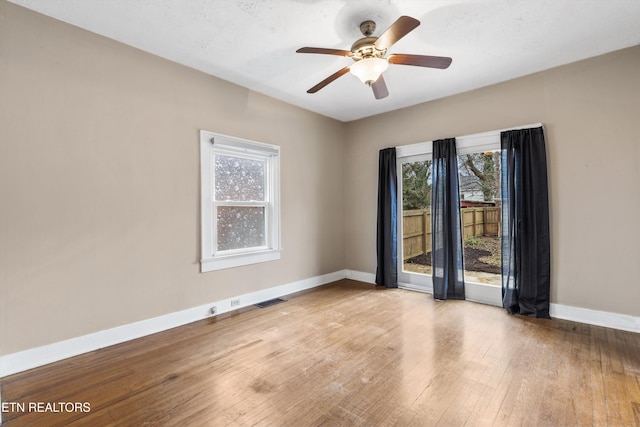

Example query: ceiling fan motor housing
[351,21,386,61]
[351,37,386,61]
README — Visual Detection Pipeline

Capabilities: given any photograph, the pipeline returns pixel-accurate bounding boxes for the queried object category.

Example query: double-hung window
[200,130,281,272]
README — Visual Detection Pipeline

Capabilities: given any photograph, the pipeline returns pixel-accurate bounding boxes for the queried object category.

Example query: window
[200,130,280,272]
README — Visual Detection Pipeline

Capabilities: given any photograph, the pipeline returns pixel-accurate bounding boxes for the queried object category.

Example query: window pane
[401,159,433,276]
[215,155,265,201]
[217,206,265,251]
[457,152,502,286]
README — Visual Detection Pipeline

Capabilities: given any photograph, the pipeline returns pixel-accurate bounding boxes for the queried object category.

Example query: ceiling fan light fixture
[349,57,388,85]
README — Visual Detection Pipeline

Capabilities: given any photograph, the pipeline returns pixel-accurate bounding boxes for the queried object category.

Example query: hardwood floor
[2,279,639,426]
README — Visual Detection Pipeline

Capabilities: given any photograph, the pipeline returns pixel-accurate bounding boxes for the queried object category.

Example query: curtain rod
[395,123,544,158]
[455,123,544,141]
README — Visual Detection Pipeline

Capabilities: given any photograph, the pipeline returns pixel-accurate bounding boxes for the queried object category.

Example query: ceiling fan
[296,16,452,100]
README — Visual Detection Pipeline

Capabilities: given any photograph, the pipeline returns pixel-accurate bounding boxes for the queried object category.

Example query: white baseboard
[0,270,348,378]
[346,270,375,284]
[550,303,640,334]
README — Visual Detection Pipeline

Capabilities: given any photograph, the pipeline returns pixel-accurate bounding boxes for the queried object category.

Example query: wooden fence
[402,209,432,261]
[462,207,500,239]
[402,206,500,261]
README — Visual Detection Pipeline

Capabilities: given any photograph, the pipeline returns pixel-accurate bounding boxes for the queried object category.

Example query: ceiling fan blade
[388,54,452,69]
[371,75,389,99]
[307,66,351,93]
[374,16,420,51]
[296,47,353,57]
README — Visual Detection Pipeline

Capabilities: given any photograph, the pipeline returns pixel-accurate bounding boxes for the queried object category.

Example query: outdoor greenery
[402,153,501,211]
[458,152,501,201]
[402,160,432,210]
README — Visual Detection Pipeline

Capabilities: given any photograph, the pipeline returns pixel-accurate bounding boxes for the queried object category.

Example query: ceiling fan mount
[296,16,452,99]
[359,20,376,37]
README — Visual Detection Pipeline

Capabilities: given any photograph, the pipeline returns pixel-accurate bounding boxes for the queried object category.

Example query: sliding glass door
[396,132,503,305]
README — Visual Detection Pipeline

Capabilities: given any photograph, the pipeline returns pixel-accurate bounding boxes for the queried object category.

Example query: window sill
[201,249,281,272]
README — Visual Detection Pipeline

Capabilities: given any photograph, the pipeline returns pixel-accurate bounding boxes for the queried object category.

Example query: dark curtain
[501,127,551,318]
[431,138,465,300]
[375,148,398,288]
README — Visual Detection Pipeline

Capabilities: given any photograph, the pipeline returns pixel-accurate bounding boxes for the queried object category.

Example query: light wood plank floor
[2,280,639,426]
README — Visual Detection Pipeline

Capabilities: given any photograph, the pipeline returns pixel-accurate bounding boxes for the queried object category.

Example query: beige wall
[1,1,639,358]
[345,45,640,317]
[0,2,345,354]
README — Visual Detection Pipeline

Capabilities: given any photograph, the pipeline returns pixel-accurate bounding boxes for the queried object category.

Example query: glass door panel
[398,155,433,291]
[457,151,502,286]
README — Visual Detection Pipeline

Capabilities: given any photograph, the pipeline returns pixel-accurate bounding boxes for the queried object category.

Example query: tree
[458,152,500,201]
[402,160,432,210]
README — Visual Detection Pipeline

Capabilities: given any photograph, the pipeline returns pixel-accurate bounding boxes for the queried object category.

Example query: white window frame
[200,130,281,272]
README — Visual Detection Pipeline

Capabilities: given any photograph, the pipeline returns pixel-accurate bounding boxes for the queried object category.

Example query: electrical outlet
[210,306,217,315]
[230,299,240,307]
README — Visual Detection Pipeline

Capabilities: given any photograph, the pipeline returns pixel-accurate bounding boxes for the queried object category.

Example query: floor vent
[255,298,287,308]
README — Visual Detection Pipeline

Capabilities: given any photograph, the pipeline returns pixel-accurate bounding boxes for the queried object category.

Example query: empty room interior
[1,0,639,425]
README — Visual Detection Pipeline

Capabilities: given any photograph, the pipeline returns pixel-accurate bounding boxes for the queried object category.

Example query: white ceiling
[9,0,640,122]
